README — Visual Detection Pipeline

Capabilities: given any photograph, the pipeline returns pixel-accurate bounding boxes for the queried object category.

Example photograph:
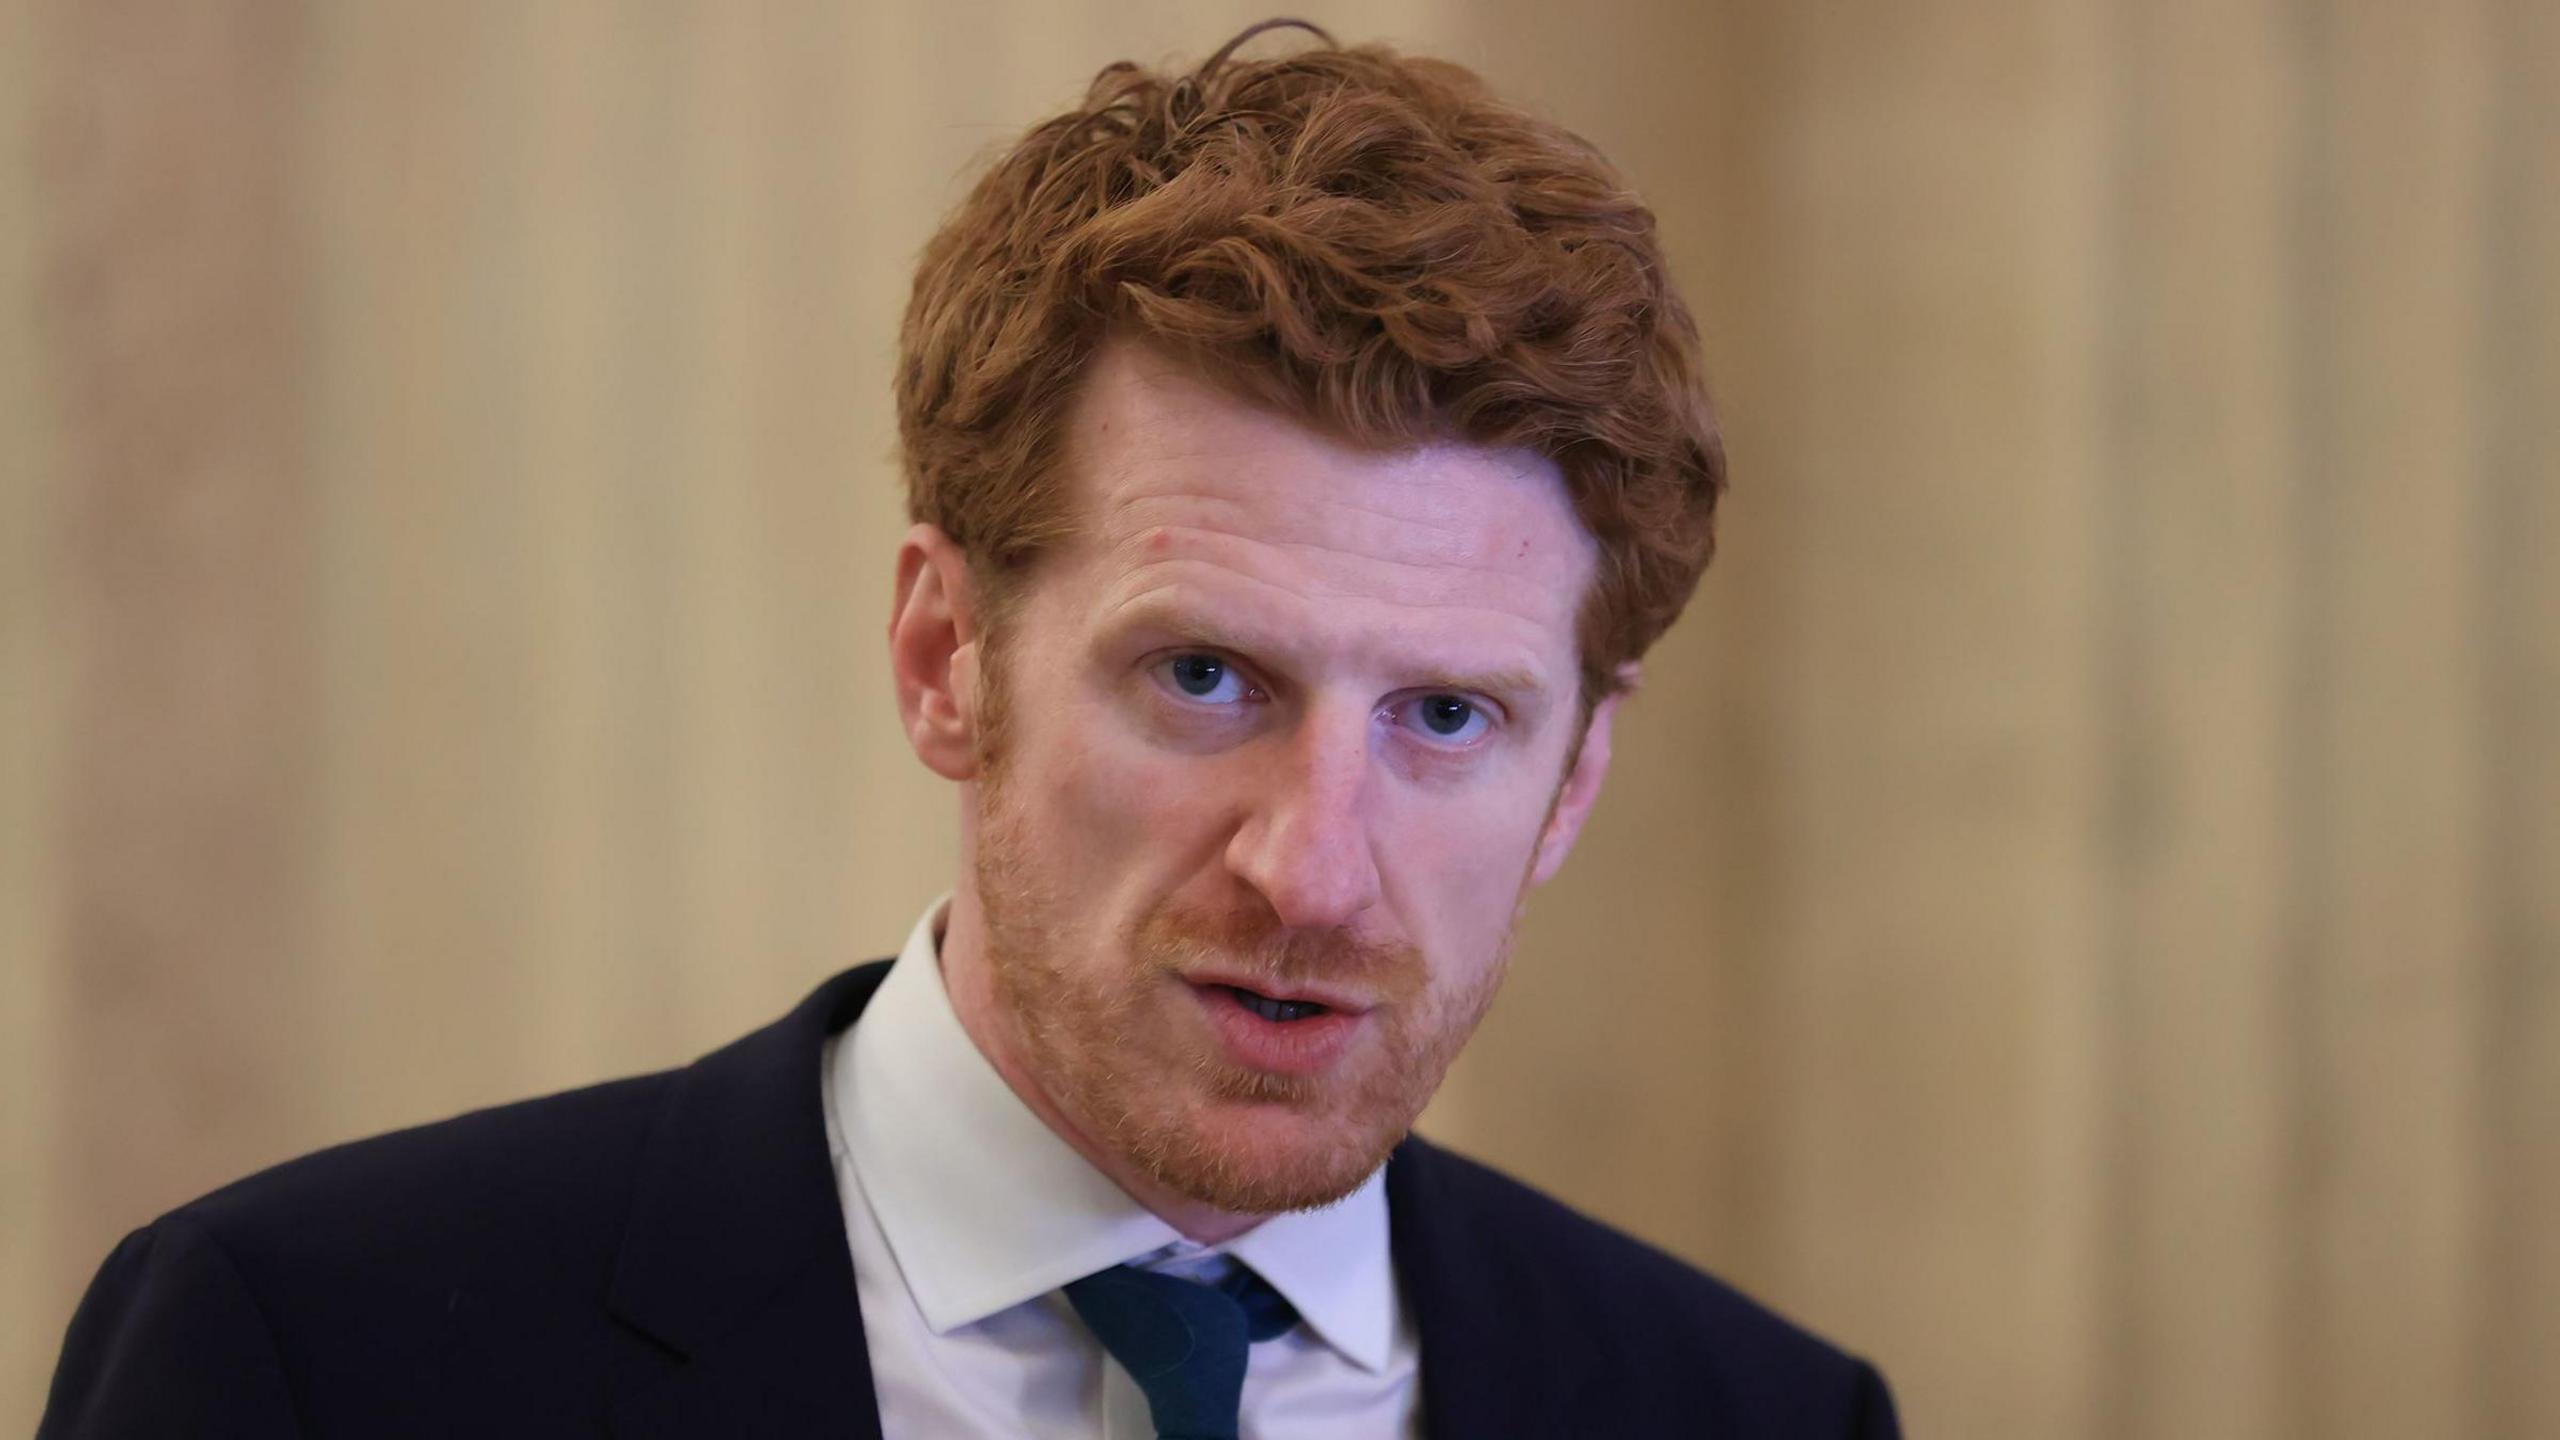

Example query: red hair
[897,22,1724,705]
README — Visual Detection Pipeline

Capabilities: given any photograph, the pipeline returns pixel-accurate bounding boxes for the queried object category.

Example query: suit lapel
[1388,1137,1585,1438]
[606,961,894,1439]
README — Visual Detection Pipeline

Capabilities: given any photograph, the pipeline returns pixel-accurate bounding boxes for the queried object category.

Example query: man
[45,23,1898,1438]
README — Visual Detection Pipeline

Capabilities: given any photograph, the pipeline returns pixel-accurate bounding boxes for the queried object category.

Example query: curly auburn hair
[896,20,1724,707]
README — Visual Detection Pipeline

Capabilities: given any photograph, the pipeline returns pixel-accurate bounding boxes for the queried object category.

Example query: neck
[937,885,1267,1247]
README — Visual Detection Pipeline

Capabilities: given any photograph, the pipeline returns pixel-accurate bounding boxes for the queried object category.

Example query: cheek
[1040,696,1232,878]
[1381,789,1548,945]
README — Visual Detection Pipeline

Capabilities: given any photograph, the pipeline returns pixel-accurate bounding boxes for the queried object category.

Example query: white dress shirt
[820,899,1424,1439]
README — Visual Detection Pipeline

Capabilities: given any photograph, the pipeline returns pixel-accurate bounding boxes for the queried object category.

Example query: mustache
[1134,902,1424,995]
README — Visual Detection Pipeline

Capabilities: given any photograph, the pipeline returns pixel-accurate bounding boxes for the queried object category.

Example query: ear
[1526,667,1634,888]
[889,523,988,782]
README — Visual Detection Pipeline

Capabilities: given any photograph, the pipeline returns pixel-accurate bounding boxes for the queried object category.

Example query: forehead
[1045,341,1596,666]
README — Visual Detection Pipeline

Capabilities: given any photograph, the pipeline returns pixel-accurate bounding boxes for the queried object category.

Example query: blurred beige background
[4,0,2554,1434]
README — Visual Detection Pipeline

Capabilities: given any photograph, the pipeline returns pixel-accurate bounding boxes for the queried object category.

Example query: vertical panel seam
[2278,0,2336,1432]
[2090,0,2140,1431]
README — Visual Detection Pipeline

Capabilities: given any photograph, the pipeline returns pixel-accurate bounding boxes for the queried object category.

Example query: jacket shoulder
[179,1069,674,1277]
[144,957,889,1290]
[47,962,896,1437]
[1395,1137,1898,1435]
[45,1073,684,1437]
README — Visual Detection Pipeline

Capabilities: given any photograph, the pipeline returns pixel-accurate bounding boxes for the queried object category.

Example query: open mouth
[1217,984,1331,1024]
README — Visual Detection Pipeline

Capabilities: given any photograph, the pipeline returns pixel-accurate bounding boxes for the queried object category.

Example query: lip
[1180,970,1375,1016]
[1185,980,1368,1077]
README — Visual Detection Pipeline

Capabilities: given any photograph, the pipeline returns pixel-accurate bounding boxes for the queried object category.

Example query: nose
[1223,708,1384,931]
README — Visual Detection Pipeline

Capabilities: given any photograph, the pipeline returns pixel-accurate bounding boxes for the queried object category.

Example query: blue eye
[1397,693,1490,745]
[1160,653,1249,705]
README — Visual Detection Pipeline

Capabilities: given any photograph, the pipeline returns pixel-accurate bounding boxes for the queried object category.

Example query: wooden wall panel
[1,0,59,1418]
[2106,2,2301,1433]
[306,2,560,1123]
[1701,5,2113,1432]
[24,0,326,1400]
[2485,0,2560,1429]
[2299,2,2494,1433]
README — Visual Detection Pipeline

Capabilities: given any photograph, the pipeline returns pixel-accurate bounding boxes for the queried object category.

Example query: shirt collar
[836,898,1400,1374]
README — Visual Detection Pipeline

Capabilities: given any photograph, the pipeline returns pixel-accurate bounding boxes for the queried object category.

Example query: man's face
[945,340,1615,1218]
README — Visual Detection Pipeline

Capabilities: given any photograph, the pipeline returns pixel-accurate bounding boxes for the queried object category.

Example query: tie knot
[1063,1262,1300,1440]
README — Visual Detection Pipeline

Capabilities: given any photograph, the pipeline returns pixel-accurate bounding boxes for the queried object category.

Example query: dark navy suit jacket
[43,960,1900,1437]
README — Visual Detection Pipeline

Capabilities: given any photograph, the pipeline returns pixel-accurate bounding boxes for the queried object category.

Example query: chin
[1124,1084,1416,1215]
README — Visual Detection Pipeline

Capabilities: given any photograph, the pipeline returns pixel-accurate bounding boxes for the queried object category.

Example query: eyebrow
[1103,596,1554,715]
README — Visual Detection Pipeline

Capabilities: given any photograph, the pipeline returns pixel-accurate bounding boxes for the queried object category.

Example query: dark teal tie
[1063,1262,1301,1440]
